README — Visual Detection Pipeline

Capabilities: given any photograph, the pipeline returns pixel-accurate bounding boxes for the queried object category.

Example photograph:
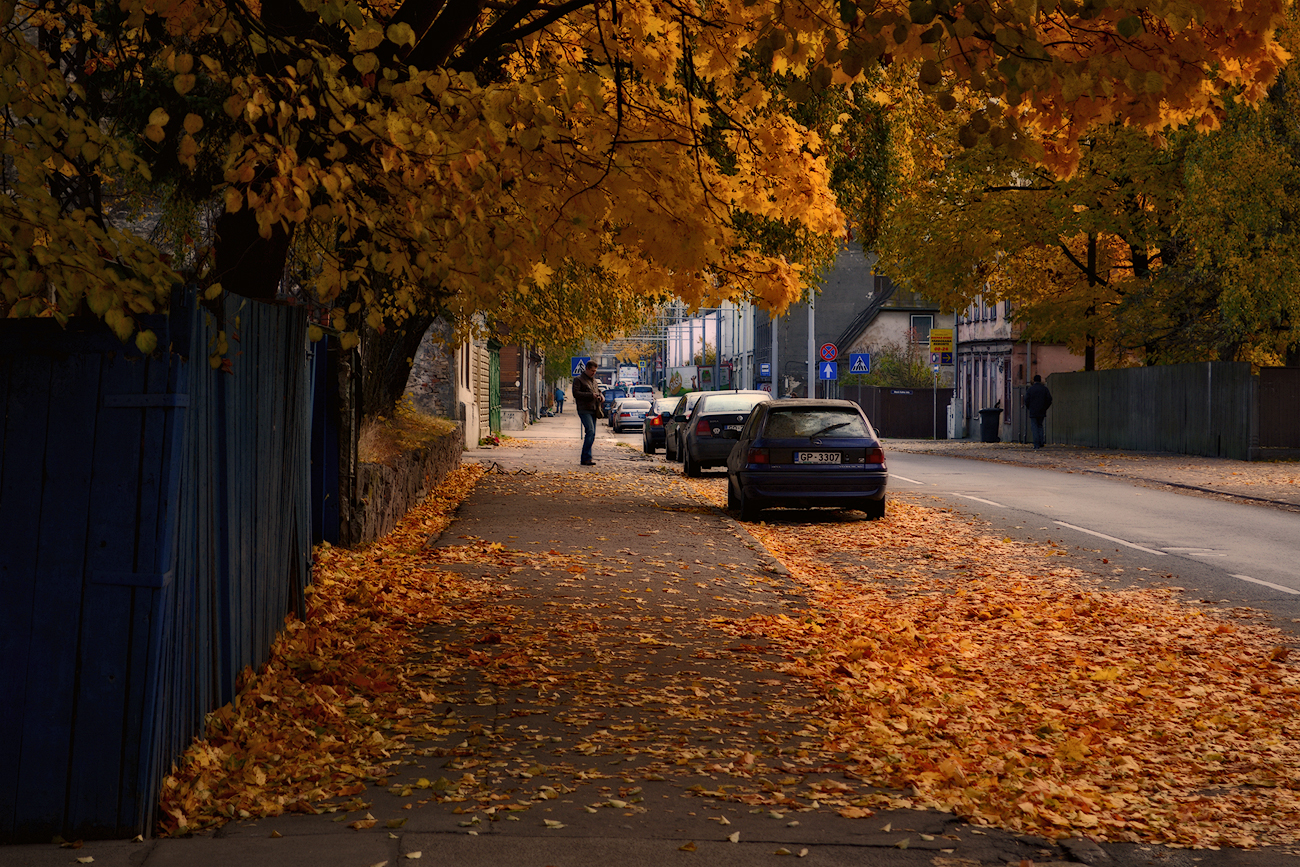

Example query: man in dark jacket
[571,360,603,465]
[1023,374,1053,449]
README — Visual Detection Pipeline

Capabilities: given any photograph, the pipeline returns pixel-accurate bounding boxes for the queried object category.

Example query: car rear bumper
[738,468,888,506]
[688,439,738,467]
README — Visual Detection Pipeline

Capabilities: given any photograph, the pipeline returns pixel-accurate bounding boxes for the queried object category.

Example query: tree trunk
[361,315,436,418]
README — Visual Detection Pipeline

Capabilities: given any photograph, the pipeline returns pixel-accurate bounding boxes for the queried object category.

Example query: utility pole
[714,307,722,390]
[807,294,816,399]
[770,310,778,396]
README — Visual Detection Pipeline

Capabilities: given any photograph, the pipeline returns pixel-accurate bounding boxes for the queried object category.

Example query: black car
[602,386,627,419]
[723,399,887,521]
[663,391,705,462]
[642,397,678,453]
[679,390,772,476]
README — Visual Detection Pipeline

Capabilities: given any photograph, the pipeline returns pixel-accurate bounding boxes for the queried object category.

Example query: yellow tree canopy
[0,0,1289,352]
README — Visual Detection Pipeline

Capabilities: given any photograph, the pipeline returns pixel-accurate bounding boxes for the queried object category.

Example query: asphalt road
[887,451,1300,630]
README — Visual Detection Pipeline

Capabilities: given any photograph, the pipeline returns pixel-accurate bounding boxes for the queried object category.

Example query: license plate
[795,452,840,464]
[725,424,743,431]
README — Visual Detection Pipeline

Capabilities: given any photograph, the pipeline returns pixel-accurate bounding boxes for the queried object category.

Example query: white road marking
[1231,574,1300,595]
[954,493,1005,507]
[891,474,926,485]
[1053,521,1168,556]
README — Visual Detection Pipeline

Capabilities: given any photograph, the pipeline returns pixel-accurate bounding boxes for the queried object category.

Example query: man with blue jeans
[1023,374,1053,449]
[572,360,602,466]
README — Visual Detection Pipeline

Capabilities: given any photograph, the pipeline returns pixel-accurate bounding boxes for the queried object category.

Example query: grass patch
[359,398,458,466]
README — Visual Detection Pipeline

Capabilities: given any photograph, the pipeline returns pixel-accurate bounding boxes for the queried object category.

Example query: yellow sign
[928,328,953,353]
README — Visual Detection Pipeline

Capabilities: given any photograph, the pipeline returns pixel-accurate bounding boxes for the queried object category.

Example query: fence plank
[0,354,51,832]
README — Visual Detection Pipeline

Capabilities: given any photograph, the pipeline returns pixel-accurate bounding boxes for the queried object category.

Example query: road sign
[819,361,837,381]
[819,343,838,362]
[928,328,953,359]
[848,353,871,375]
[759,362,771,377]
[570,356,591,376]
[929,352,955,366]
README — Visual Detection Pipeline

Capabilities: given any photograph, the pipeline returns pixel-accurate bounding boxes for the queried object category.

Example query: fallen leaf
[679,842,697,852]
[727,831,739,843]
[404,852,422,860]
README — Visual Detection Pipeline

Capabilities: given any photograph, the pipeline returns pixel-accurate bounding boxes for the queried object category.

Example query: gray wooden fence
[1047,362,1255,460]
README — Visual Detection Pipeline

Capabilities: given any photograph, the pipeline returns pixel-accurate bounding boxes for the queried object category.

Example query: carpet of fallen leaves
[158,455,1300,852]
[685,476,1300,849]
[158,465,490,834]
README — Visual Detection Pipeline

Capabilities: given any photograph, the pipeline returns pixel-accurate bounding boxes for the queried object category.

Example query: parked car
[602,386,627,419]
[723,399,887,521]
[612,398,652,433]
[630,384,654,401]
[663,391,705,462]
[679,390,773,476]
[608,393,636,427]
[641,397,678,453]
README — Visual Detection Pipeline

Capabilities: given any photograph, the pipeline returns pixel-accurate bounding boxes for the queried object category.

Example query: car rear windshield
[699,394,770,413]
[762,409,870,438]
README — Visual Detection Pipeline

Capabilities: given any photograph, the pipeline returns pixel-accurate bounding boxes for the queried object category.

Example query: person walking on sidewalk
[1024,374,1053,449]
[554,385,565,414]
[572,360,603,465]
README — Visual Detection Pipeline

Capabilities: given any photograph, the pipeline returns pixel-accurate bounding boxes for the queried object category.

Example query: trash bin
[978,407,1003,443]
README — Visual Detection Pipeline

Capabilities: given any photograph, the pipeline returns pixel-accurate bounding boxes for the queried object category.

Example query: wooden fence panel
[1258,368,1300,448]
[1,292,312,843]
[1048,362,1253,459]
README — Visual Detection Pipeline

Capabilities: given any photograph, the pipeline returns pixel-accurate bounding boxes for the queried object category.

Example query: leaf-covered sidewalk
[158,447,1300,856]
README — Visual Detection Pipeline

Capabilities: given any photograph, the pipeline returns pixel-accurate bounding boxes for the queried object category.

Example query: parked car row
[612,389,889,522]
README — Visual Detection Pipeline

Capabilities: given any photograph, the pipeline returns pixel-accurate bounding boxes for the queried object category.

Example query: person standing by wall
[1023,374,1053,449]
[554,384,565,414]
[572,360,602,465]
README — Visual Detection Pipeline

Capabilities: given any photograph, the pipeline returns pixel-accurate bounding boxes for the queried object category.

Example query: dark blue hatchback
[723,399,887,521]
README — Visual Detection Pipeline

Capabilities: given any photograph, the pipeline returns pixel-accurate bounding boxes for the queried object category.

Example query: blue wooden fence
[0,290,313,842]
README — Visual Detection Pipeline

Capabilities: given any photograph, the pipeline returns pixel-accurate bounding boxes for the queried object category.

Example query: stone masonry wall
[344,423,463,548]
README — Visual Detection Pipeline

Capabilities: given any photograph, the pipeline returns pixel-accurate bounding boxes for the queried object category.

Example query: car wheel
[683,450,701,477]
[737,487,760,522]
[726,477,739,510]
[863,497,886,520]
[643,436,654,454]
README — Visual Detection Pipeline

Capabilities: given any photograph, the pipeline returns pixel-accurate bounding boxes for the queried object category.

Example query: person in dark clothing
[571,360,603,465]
[554,385,565,414]
[1023,374,1053,449]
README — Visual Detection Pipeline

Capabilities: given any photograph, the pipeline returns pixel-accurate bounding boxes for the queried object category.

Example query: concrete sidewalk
[6,415,1298,867]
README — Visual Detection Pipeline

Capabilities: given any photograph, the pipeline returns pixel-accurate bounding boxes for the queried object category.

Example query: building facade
[954,296,1080,441]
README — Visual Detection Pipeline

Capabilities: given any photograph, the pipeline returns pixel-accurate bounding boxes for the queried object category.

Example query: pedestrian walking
[1023,374,1053,449]
[554,385,565,414]
[571,360,603,465]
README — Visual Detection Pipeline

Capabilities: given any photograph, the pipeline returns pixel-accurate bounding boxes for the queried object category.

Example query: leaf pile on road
[158,465,490,834]
[687,476,1300,848]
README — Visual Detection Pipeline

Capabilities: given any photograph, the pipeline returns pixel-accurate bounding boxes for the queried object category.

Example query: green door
[488,344,501,433]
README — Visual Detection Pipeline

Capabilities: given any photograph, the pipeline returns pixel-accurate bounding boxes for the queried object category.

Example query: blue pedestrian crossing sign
[819,361,837,381]
[848,353,871,375]
[570,356,591,376]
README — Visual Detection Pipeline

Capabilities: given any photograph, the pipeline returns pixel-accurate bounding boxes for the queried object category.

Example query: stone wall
[343,423,463,548]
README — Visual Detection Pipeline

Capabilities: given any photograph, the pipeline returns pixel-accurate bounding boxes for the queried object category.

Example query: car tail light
[651,416,663,427]
[746,447,770,464]
[866,447,886,466]
[695,419,712,436]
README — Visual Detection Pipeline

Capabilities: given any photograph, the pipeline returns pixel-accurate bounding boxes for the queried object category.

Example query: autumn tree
[2,0,1288,396]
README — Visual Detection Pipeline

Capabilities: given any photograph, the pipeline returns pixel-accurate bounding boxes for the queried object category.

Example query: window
[911,314,934,344]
